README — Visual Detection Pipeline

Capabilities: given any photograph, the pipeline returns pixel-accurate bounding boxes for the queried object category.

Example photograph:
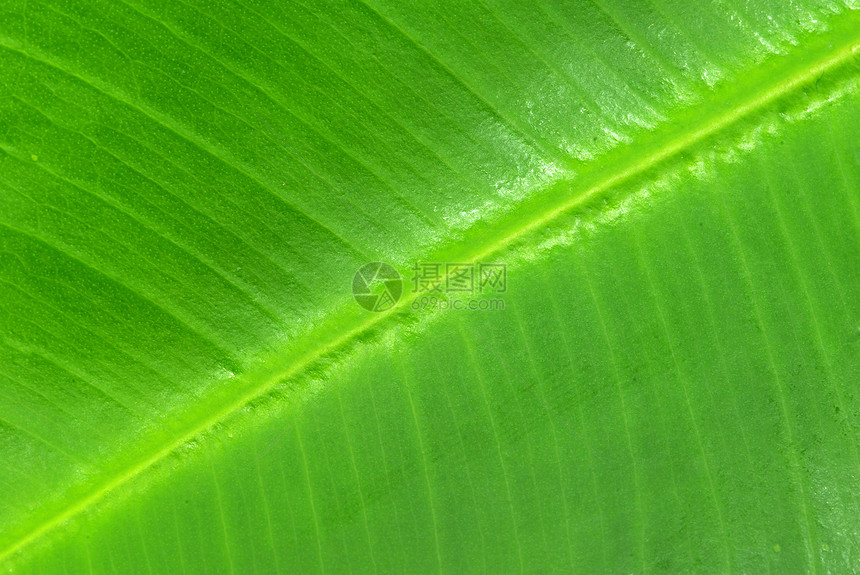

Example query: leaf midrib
[2,11,858,564]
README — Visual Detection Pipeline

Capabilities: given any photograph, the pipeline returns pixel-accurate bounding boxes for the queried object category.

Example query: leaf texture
[0,1,858,573]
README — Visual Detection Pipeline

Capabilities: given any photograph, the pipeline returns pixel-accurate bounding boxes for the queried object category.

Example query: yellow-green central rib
[1,10,857,565]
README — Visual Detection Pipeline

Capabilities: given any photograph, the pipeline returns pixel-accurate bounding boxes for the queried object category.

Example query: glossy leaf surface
[0,1,858,573]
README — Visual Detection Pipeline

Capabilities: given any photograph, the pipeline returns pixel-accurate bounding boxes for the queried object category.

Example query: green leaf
[0,1,858,573]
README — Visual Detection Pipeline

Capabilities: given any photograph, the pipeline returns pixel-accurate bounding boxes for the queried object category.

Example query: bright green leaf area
[0,0,858,573]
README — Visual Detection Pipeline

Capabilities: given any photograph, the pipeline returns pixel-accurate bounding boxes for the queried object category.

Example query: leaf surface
[0,1,858,573]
